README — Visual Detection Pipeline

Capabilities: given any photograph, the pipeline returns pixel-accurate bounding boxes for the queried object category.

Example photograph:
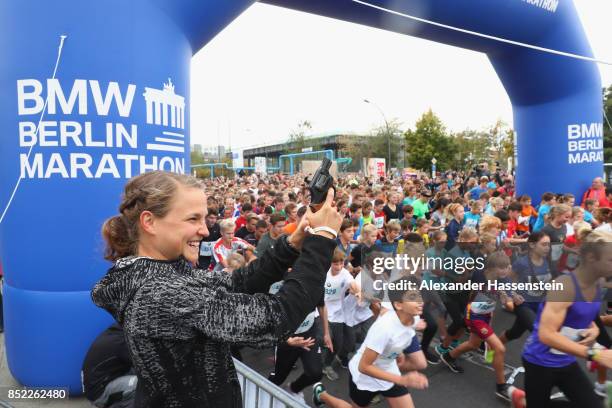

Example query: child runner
[415,219,431,247]
[268,293,332,403]
[444,203,465,251]
[376,220,402,255]
[323,249,360,380]
[541,204,572,274]
[440,251,516,401]
[436,228,480,356]
[532,191,556,232]
[517,194,538,236]
[500,232,552,345]
[312,276,429,408]
[373,199,386,231]
[421,230,450,363]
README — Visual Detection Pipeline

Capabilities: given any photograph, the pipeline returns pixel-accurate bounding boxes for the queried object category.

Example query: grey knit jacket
[91,234,336,407]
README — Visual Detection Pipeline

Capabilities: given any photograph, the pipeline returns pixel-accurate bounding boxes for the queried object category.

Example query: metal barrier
[234,358,309,408]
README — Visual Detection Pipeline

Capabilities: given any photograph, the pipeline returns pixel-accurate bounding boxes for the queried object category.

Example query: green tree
[341,119,403,170]
[501,128,515,168]
[404,109,456,171]
[450,129,492,170]
[604,85,612,163]
[486,119,517,170]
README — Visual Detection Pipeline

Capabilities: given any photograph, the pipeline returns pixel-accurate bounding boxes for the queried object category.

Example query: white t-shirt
[199,240,214,257]
[348,311,419,391]
[343,273,373,327]
[295,310,317,334]
[324,268,354,323]
[596,223,612,233]
[269,280,320,333]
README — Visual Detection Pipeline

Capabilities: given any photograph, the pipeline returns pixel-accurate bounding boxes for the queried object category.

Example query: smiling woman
[91,170,342,407]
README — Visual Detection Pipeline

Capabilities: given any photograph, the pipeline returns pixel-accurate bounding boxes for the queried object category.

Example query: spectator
[581,177,610,208]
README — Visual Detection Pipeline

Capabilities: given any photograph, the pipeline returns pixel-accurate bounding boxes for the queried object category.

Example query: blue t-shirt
[444,218,464,251]
[584,210,594,223]
[464,212,481,230]
[469,186,487,200]
[402,197,416,206]
[533,204,550,232]
[375,237,398,255]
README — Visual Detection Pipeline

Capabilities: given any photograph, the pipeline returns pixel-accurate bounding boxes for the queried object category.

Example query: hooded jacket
[92,234,336,407]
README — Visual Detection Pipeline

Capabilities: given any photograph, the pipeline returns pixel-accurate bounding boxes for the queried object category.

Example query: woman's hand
[287,336,316,351]
[287,214,310,251]
[305,189,343,239]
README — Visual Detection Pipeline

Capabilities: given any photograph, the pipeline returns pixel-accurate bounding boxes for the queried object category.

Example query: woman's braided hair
[102,171,202,261]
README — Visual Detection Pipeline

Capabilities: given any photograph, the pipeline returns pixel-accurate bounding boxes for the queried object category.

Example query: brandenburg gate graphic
[143,78,185,129]
[143,78,186,153]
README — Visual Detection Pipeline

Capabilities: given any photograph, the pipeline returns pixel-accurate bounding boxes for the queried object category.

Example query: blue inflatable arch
[0,0,603,392]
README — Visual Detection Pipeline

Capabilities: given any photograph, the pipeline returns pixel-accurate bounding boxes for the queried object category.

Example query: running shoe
[440,352,464,373]
[594,381,611,398]
[435,344,450,356]
[424,349,440,364]
[322,365,339,381]
[495,383,512,402]
[312,382,325,407]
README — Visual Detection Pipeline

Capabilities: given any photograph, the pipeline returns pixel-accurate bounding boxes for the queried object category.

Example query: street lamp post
[364,98,391,172]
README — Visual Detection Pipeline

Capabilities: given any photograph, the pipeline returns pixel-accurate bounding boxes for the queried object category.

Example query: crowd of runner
[83,166,612,408]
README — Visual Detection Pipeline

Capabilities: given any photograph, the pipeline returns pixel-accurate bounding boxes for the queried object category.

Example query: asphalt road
[241,305,608,408]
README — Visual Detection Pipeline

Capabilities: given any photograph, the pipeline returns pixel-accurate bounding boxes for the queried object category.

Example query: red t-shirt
[234,216,247,231]
[557,235,579,272]
[507,219,518,238]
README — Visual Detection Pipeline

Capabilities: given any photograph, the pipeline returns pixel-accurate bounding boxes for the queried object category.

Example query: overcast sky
[190,0,612,150]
